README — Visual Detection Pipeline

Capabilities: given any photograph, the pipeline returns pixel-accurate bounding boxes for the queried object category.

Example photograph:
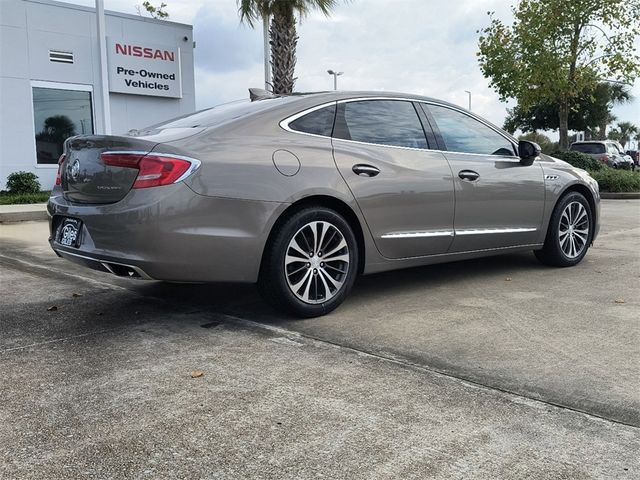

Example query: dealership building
[0,0,196,189]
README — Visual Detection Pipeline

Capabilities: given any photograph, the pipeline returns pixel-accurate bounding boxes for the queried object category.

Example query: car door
[331,99,455,259]
[422,103,545,253]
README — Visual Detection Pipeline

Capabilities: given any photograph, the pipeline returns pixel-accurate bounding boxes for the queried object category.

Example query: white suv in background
[570,141,634,169]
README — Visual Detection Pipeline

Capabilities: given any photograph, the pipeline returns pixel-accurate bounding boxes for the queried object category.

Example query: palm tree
[238,0,341,94]
[614,121,638,149]
[597,83,632,140]
[35,115,76,144]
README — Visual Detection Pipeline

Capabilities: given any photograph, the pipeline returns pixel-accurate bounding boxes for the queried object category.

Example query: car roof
[283,90,465,110]
[150,90,513,140]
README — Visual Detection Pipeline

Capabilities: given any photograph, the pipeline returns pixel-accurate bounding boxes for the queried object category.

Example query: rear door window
[333,100,428,149]
[287,104,336,137]
[426,104,516,156]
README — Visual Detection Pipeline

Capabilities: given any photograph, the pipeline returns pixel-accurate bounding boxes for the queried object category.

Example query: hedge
[588,169,640,193]
[0,191,51,205]
[551,150,605,171]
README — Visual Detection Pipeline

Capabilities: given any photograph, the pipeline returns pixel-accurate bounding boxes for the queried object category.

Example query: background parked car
[625,150,639,169]
[569,141,634,169]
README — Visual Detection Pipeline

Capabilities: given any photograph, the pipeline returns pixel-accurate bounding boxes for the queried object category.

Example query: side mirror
[518,140,541,165]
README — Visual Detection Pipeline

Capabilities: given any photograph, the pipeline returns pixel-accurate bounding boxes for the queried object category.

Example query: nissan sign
[107,38,182,98]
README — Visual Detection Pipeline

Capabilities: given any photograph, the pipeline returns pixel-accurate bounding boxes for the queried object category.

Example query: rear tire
[259,207,358,317]
[534,191,593,267]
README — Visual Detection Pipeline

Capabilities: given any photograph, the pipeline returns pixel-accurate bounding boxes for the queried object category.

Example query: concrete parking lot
[1,200,639,479]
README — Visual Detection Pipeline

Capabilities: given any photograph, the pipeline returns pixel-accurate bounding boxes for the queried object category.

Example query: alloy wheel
[559,201,589,259]
[284,221,350,304]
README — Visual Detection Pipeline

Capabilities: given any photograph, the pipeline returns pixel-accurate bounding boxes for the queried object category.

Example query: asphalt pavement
[1,199,638,479]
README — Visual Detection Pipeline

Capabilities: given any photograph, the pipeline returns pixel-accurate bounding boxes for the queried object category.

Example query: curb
[0,210,49,223]
[600,192,640,200]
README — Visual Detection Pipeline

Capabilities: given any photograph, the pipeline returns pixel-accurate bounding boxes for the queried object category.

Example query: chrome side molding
[382,227,537,239]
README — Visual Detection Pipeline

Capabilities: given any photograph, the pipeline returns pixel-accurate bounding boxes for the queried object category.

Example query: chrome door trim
[381,230,454,239]
[455,227,537,236]
[381,227,536,239]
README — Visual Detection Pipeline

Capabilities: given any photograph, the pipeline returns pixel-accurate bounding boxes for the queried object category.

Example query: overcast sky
[73,0,638,135]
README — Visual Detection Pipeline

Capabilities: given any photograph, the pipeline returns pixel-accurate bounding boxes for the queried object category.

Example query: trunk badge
[70,159,80,180]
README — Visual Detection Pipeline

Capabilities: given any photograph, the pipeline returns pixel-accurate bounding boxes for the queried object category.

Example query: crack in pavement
[2,247,638,430]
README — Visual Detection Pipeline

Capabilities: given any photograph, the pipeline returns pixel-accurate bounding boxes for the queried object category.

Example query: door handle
[458,170,480,181]
[352,164,380,177]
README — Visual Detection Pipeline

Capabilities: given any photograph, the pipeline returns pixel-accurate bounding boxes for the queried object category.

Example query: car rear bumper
[52,248,153,279]
[48,183,287,283]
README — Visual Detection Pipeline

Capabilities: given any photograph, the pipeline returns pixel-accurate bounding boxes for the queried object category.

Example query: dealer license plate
[57,218,82,248]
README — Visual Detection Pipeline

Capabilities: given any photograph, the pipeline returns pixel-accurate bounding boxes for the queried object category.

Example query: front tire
[259,207,358,317]
[534,191,593,267]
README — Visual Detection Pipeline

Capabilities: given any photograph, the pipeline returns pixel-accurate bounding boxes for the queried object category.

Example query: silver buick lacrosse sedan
[49,90,600,317]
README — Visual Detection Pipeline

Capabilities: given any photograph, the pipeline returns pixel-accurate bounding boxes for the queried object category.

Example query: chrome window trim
[279,96,520,158]
[279,101,338,139]
[101,151,201,183]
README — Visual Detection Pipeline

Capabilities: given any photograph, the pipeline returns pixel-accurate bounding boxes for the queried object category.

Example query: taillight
[601,154,609,163]
[55,153,66,186]
[100,152,196,189]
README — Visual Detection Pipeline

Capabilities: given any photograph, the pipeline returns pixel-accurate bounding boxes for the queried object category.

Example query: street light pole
[263,16,271,91]
[327,69,343,90]
[464,90,471,111]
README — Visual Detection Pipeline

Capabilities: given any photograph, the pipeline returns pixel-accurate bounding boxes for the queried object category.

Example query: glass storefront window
[32,87,94,164]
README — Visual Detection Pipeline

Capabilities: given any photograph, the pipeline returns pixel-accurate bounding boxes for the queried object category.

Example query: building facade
[0,0,196,189]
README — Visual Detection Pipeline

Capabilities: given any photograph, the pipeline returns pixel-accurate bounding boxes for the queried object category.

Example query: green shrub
[588,169,640,192]
[0,191,51,205]
[551,150,605,171]
[6,171,41,194]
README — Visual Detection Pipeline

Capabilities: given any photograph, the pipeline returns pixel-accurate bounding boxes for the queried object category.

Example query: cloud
[67,0,640,135]
[192,6,262,75]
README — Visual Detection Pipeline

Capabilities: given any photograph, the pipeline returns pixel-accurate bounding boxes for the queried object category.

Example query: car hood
[539,153,572,168]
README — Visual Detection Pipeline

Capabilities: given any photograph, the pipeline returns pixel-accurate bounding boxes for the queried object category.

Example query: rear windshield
[570,143,605,154]
[147,96,300,130]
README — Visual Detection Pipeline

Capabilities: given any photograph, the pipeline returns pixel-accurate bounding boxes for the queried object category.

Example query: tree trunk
[269,10,297,94]
[559,100,569,150]
[597,122,607,140]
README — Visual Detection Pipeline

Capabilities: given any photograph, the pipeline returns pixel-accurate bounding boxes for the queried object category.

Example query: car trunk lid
[61,135,158,204]
[61,128,203,204]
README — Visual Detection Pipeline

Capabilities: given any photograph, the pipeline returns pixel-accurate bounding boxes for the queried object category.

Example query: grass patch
[0,191,51,205]
[588,169,640,193]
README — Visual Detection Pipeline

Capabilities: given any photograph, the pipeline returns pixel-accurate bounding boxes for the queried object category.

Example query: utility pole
[464,90,471,111]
